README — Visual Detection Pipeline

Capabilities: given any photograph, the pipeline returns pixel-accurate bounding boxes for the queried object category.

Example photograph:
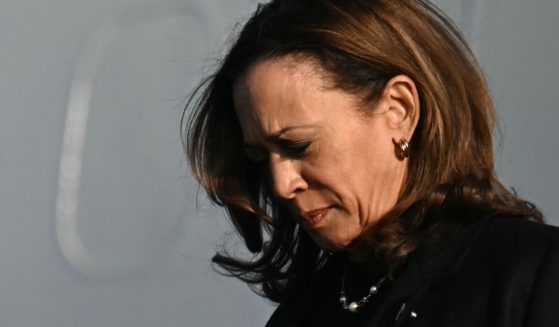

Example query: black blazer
[266,216,559,327]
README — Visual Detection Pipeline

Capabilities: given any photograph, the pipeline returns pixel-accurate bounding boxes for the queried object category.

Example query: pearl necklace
[339,263,386,313]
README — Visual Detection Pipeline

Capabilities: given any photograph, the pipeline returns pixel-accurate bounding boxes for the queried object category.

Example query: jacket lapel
[368,214,492,327]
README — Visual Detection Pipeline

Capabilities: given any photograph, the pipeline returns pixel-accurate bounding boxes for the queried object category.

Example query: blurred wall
[0,0,557,326]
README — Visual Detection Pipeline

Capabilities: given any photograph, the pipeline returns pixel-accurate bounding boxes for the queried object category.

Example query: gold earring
[398,139,410,158]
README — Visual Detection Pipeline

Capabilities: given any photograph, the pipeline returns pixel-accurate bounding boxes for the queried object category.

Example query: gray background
[0,0,557,326]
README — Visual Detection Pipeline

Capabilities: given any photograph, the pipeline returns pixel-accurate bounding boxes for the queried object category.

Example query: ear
[379,75,420,140]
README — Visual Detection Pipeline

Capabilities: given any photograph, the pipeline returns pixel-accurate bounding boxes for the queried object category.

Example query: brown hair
[183,0,542,303]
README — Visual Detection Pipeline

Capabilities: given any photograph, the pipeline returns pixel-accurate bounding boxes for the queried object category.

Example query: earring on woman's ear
[398,139,410,158]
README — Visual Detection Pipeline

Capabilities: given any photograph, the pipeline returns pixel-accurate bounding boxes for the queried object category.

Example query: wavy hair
[183,0,543,303]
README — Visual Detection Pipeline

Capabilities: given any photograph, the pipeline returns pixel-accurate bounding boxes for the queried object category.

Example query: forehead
[233,56,325,113]
[232,56,358,141]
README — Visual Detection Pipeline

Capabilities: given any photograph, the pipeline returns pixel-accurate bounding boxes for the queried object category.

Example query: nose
[269,153,308,200]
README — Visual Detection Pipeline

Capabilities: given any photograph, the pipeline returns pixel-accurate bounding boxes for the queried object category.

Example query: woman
[184,0,559,326]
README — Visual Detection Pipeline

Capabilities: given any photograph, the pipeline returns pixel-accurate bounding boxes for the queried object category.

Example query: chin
[307,230,356,253]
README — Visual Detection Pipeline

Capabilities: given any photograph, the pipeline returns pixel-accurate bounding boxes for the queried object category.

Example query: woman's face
[233,56,413,252]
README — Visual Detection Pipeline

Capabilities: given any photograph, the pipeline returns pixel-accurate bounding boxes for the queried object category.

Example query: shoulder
[474,216,559,326]
[483,215,559,242]
[475,216,559,259]
[481,215,559,275]
[416,214,559,277]
[415,214,559,294]
[409,216,559,326]
[459,215,559,269]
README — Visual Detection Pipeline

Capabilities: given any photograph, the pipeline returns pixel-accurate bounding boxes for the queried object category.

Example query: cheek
[337,132,392,177]
[322,131,399,206]
[354,126,398,173]
[301,122,397,197]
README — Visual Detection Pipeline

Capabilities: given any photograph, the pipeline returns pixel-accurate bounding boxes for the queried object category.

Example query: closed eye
[243,139,312,163]
[277,140,311,158]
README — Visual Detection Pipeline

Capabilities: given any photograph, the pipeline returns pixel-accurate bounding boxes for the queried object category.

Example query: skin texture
[233,56,419,258]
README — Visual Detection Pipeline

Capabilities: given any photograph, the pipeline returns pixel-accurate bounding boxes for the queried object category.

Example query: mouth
[301,207,331,229]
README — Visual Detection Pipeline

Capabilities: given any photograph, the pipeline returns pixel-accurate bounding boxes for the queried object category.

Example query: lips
[301,207,331,228]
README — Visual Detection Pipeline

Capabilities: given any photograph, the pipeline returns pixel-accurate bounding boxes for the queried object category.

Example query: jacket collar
[361,214,492,326]
[380,214,492,303]
[413,214,491,280]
